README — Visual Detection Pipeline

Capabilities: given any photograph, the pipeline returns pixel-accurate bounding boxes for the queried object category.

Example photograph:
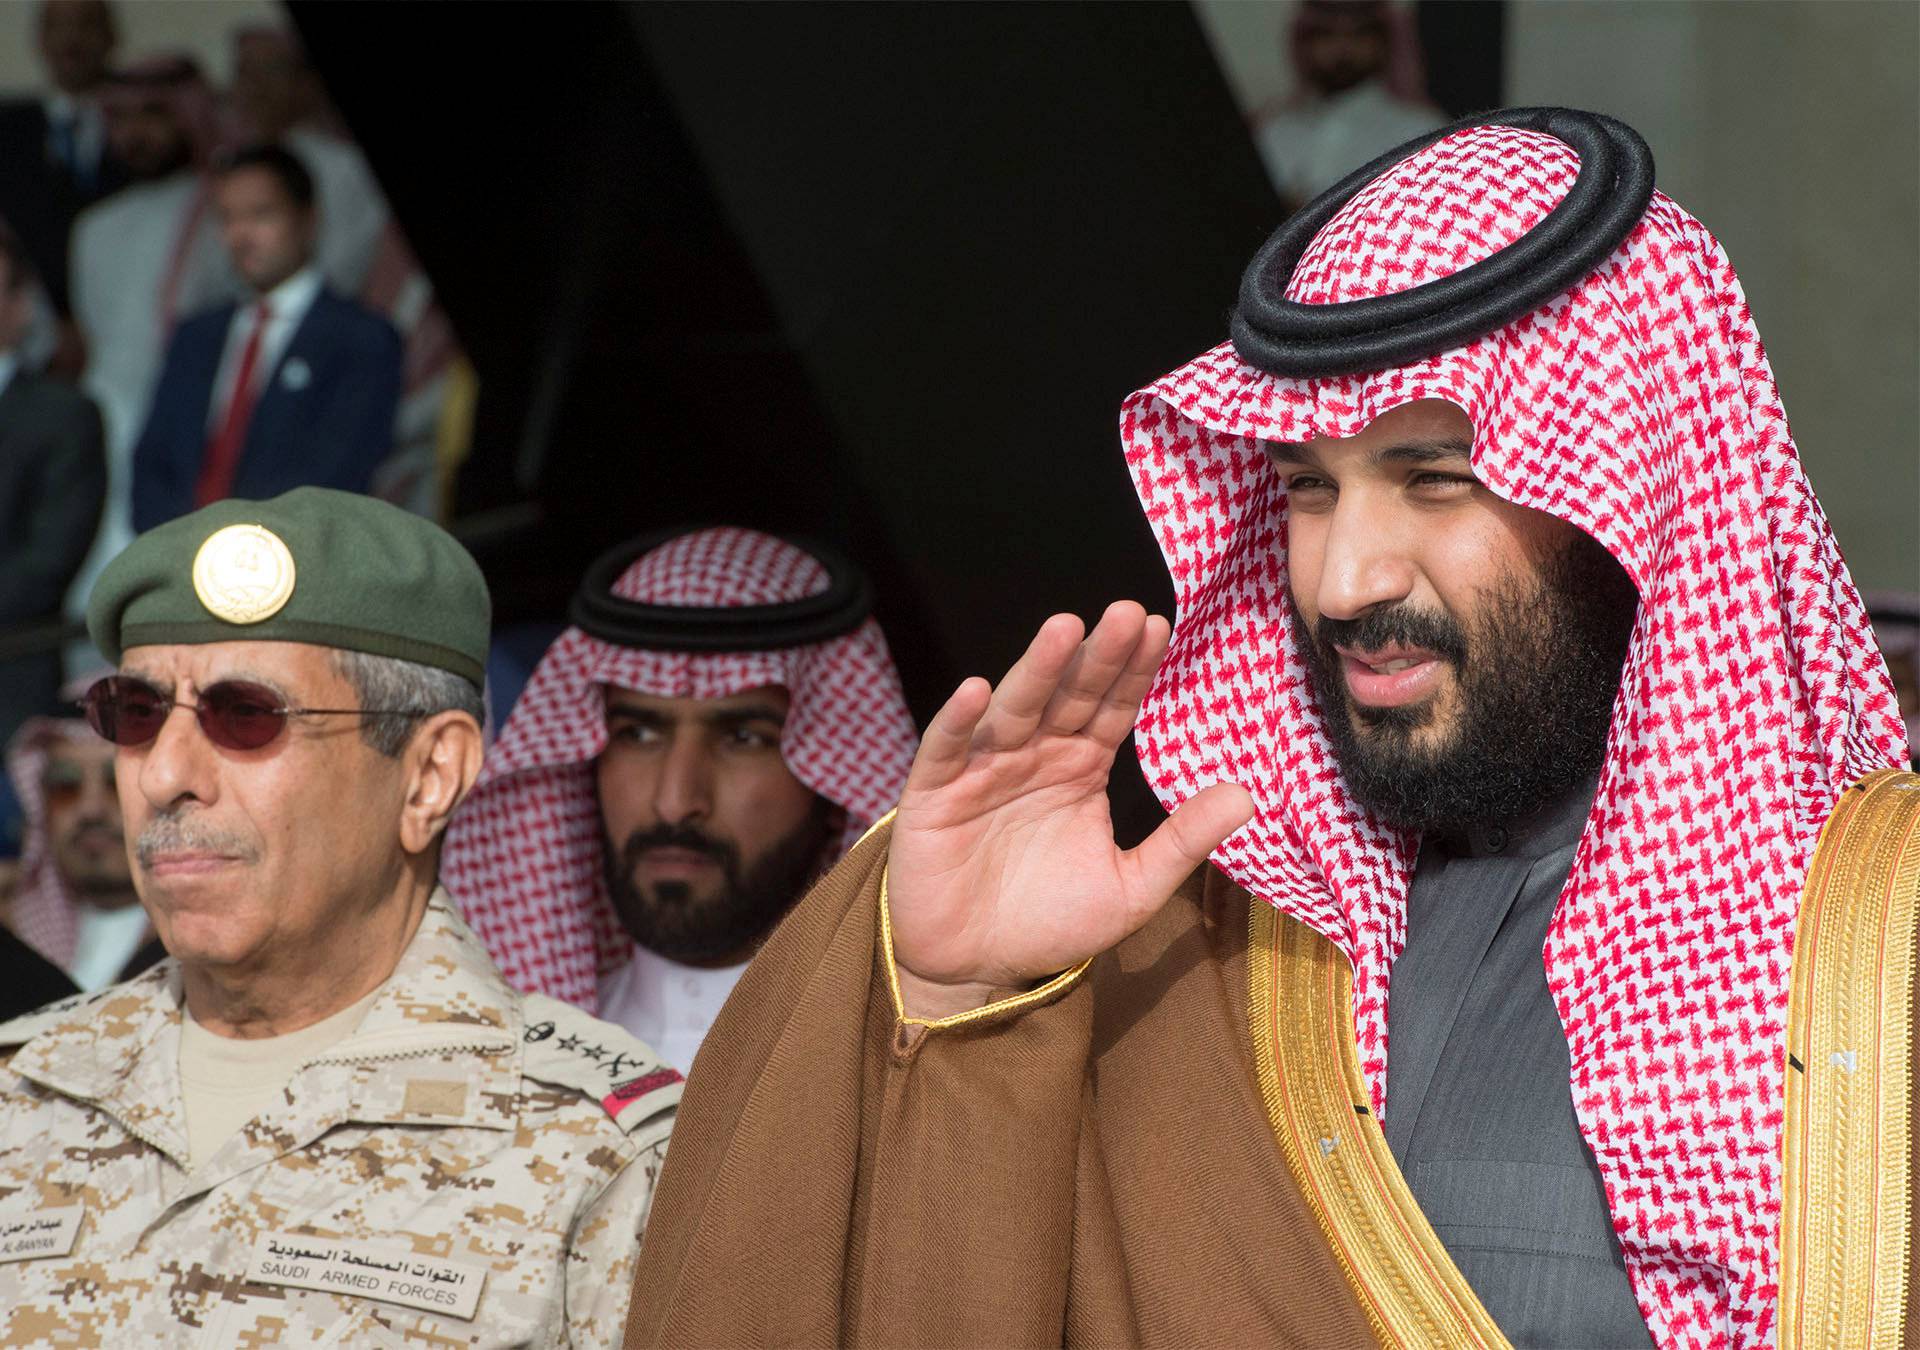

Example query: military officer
[0,488,679,1347]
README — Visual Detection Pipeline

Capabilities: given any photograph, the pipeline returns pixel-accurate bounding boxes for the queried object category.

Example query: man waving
[625,110,1911,1348]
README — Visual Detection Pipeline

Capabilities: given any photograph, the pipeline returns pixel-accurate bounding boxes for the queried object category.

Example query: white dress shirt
[206,266,325,430]
[596,944,749,1074]
[67,901,153,994]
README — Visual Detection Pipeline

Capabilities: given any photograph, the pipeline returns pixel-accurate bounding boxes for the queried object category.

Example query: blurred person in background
[227,24,387,297]
[1253,0,1441,215]
[226,21,461,518]
[0,793,71,1023]
[4,702,159,999]
[0,0,127,329]
[131,144,400,530]
[66,54,235,635]
[443,528,919,1072]
[0,226,105,748]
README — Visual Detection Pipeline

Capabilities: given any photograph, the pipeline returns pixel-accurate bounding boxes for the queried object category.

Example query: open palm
[888,602,1253,1017]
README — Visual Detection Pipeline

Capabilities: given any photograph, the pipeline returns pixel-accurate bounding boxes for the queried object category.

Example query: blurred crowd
[0,0,464,755]
[2,0,1916,1056]
[0,4,1913,1342]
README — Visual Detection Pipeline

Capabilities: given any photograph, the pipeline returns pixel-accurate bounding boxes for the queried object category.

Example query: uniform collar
[315,888,518,1062]
[5,962,185,1149]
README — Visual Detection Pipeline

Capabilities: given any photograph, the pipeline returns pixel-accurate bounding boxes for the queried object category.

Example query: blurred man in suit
[0,227,106,748]
[0,0,127,323]
[131,144,401,530]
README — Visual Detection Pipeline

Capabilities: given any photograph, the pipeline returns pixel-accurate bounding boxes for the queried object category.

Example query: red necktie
[195,300,273,508]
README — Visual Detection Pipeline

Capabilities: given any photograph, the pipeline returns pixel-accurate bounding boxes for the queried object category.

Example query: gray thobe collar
[1426,771,1598,862]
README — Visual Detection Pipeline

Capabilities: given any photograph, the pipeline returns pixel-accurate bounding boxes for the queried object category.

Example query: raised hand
[887,602,1254,1019]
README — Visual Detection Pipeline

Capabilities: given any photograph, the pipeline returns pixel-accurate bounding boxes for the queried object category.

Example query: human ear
[397,711,484,856]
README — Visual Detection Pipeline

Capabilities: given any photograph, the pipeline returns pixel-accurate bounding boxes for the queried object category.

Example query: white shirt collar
[253,265,324,322]
[206,266,326,429]
[596,944,749,1074]
[0,351,18,400]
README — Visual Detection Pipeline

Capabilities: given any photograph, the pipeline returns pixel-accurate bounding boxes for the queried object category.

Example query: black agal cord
[1230,107,1654,379]
[569,529,874,652]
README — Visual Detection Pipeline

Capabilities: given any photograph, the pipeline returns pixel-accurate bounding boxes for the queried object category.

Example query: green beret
[88,489,490,687]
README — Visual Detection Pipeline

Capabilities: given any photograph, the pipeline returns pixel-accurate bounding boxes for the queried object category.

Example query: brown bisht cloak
[626,770,1920,1348]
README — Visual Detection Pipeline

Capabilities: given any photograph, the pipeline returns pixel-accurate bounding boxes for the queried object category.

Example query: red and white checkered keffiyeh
[441,527,919,1011]
[1121,124,1908,1346]
[3,719,96,971]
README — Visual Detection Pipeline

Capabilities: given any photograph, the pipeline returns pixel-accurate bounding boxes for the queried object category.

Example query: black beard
[600,798,833,966]
[1293,528,1639,834]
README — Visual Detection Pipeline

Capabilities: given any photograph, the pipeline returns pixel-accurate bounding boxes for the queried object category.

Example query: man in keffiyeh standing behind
[623,111,1915,1349]
[443,527,919,1072]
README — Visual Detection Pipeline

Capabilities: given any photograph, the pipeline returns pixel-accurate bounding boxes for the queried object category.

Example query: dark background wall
[292,0,1505,835]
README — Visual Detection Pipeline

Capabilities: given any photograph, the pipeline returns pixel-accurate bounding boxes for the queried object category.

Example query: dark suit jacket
[0,369,105,743]
[0,926,77,1023]
[130,286,403,532]
[0,99,128,315]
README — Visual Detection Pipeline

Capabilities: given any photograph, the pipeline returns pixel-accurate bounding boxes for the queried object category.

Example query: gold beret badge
[191,524,297,624]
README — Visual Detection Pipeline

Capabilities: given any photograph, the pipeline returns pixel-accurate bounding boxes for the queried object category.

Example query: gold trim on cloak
[1249,901,1511,1348]
[1780,767,1920,1349]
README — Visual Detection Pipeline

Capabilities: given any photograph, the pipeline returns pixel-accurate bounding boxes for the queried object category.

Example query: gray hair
[329,649,485,757]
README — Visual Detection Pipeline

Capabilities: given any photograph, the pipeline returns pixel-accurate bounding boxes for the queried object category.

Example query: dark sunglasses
[80,675,416,752]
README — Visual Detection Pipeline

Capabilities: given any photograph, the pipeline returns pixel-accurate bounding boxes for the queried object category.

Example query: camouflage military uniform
[0,892,680,1347]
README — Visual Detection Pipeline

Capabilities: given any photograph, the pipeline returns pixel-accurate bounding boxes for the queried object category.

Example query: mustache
[1309,604,1469,666]
[134,813,261,867]
[617,823,738,872]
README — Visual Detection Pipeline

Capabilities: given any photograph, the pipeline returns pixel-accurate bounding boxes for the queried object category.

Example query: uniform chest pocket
[1408,1157,1624,1264]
